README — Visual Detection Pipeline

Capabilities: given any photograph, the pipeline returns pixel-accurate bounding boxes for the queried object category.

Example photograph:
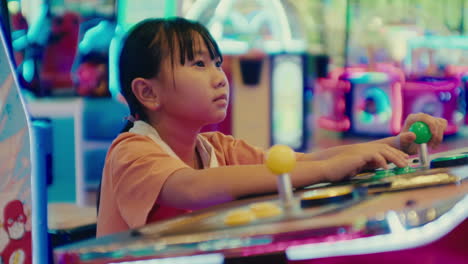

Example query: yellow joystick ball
[266,145,296,174]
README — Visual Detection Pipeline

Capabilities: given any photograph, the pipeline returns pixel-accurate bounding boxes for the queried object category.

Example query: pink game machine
[404,36,468,134]
[445,65,468,125]
[315,71,351,132]
[403,76,462,135]
[316,64,405,136]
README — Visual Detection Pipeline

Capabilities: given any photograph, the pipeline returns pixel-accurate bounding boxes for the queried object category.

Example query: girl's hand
[326,143,409,182]
[399,113,447,154]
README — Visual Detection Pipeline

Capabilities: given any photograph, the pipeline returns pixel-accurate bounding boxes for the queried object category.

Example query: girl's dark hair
[119,17,223,132]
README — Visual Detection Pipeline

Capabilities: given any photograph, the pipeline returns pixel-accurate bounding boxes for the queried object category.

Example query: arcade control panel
[135,122,468,237]
[301,121,468,206]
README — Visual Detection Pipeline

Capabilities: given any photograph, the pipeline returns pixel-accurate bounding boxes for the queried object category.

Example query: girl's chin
[207,113,227,125]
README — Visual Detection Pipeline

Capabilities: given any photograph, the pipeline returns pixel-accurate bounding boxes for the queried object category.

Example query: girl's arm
[158,143,408,210]
[159,161,329,210]
[300,113,447,161]
[298,136,398,161]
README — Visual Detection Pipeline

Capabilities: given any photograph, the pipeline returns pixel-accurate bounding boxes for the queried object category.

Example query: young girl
[96,17,447,237]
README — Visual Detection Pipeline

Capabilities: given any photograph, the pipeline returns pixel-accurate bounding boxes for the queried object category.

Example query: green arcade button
[373,169,396,179]
[394,166,417,175]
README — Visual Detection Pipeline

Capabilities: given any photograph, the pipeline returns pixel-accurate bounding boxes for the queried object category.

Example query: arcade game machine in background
[313,0,468,147]
[403,36,468,134]
[15,0,117,98]
[13,0,81,97]
[6,0,126,249]
[0,3,51,263]
[183,0,310,152]
[11,0,126,207]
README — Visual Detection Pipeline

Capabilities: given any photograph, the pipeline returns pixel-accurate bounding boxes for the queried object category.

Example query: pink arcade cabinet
[445,65,468,125]
[315,63,405,136]
[403,36,468,135]
[403,76,461,135]
[346,70,403,135]
[315,73,351,132]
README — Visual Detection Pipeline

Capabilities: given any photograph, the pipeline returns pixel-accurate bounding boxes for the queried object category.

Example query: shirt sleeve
[201,132,265,165]
[108,134,189,228]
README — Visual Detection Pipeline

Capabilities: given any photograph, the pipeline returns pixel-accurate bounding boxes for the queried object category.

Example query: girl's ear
[131,78,161,111]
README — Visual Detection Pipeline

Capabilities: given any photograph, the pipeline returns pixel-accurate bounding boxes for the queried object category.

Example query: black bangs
[164,18,223,66]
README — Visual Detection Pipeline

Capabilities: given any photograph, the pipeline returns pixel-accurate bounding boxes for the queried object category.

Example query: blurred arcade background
[1,0,468,247]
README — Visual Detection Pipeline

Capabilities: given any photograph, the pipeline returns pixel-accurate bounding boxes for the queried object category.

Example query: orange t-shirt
[96,127,268,237]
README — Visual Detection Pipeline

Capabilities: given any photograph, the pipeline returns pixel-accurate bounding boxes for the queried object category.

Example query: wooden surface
[48,203,96,230]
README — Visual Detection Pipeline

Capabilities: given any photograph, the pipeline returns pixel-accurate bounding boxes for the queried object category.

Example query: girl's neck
[148,117,202,168]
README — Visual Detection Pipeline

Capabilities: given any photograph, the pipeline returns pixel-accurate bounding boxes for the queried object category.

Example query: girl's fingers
[382,147,408,168]
[392,148,409,167]
[433,118,446,148]
[403,113,447,150]
[372,153,389,170]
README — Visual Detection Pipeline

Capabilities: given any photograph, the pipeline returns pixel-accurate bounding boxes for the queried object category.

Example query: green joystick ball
[409,121,432,144]
[409,121,432,168]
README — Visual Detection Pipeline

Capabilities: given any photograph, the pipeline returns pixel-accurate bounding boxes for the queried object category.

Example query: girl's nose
[213,70,227,89]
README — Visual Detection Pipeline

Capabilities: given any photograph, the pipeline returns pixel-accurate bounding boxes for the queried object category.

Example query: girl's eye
[194,61,205,67]
[215,61,223,67]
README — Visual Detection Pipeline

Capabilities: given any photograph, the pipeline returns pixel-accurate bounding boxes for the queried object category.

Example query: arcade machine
[403,36,468,135]
[315,36,467,137]
[402,76,462,135]
[314,8,409,137]
[0,12,49,264]
[16,0,127,207]
[185,0,309,151]
[347,71,403,136]
[16,0,81,97]
[315,1,467,138]
[329,6,410,137]
[54,124,468,264]
[10,0,122,249]
[314,70,351,134]
[71,0,116,98]
[445,65,468,126]
[315,63,406,137]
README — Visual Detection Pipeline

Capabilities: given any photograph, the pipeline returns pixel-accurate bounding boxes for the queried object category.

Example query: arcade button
[372,169,396,179]
[430,154,468,168]
[300,186,354,208]
[224,209,256,226]
[394,166,417,175]
[249,202,283,219]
